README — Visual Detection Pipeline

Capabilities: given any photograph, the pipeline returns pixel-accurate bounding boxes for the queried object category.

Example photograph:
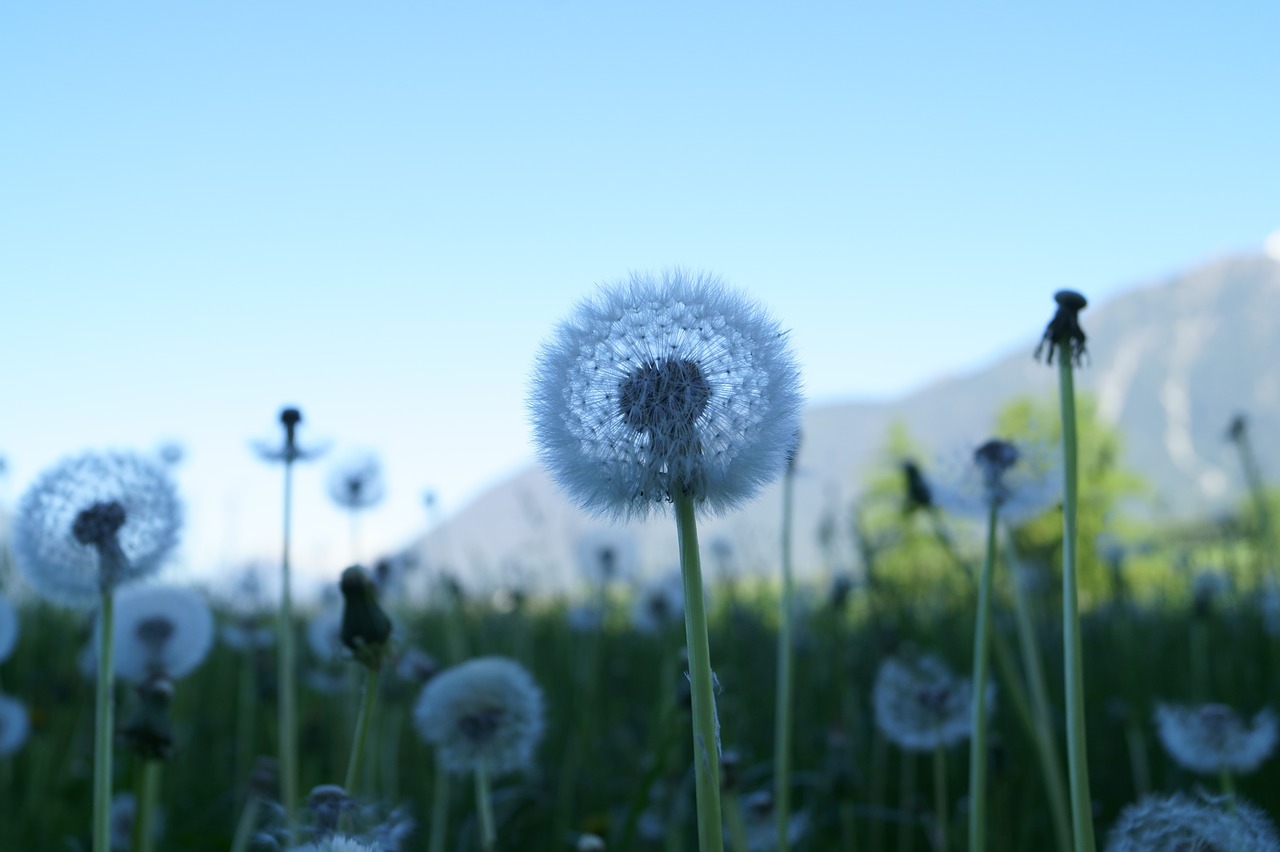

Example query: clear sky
[2,2,1277,594]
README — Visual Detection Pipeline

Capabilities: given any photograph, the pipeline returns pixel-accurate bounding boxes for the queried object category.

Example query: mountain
[413,254,1280,591]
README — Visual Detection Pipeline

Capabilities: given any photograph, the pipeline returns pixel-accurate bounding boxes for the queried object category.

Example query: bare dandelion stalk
[1227,415,1275,579]
[934,742,949,852]
[278,452,299,820]
[774,446,799,852]
[132,759,162,852]
[967,499,998,852]
[428,756,450,852]
[1036,290,1097,852]
[474,759,497,852]
[344,667,382,795]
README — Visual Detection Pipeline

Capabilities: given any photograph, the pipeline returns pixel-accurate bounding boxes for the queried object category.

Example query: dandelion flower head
[529,269,803,519]
[326,451,386,511]
[1105,791,1280,852]
[99,585,214,684]
[12,452,181,607]
[873,653,989,752]
[0,592,18,663]
[933,438,1059,524]
[414,656,545,775]
[290,838,382,852]
[1154,702,1277,775]
[0,694,31,756]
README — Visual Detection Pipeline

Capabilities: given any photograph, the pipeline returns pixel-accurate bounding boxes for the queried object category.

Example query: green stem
[897,750,917,852]
[673,491,726,852]
[93,588,116,852]
[1122,718,1150,799]
[343,667,382,797]
[229,795,261,852]
[278,459,298,821]
[133,759,161,852]
[1220,767,1236,800]
[870,731,889,852]
[967,501,998,852]
[933,744,949,852]
[475,759,496,852]
[775,464,797,852]
[1004,534,1073,852]
[236,647,255,794]
[428,757,450,852]
[1058,355,1097,852]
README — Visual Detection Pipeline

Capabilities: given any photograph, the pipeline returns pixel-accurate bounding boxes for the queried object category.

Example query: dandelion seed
[1154,702,1278,775]
[413,656,545,776]
[11,452,181,607]
[873,654,990,752]
[1105,791,1280,852]
[101,585,214,684]
[529,269,803,519]
[0,694,31,757]
[0,592,18,663]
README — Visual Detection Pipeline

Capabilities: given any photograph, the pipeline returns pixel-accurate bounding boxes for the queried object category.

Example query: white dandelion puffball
[0,593,18,663]
[1154,702,1277,775]
[414,656,545,776]
[101,585,215,684]
[1105,792,1280,852]
[932,438,1060,525]
[872,653,990,752]
[530,269,803,519]
[0,694,31,756]
[12,452,182,607]
[290,837,382,852]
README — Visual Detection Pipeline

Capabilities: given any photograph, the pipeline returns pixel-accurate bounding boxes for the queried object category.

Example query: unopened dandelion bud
[339,566,393,670]
[120,676,175,761]
[901,460,934,514]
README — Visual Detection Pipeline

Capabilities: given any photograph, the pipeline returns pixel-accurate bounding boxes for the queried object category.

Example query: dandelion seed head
[289,837,381,852]
[630,570,686,634]
[575,528,640,587]
[873,653,989,752]
[1105,791,1280,852]
[1035,289,1088,367]
[413,656,545,776]
[327,452,386,511]
[0,694,31,756]
[933,438,1059,524]
[12,452,182,607]
[0,593,18,663]
[103,585,215,684]
[1154,702,1278,775]
[529,269,803,519]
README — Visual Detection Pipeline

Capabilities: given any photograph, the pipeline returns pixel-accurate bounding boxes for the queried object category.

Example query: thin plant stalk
[774,461,797,852]
[93,588,116,852]
[278,458,299,820]
[229,794,261,852]
[933,744,949,852]
[673,491,725,852]
[236,649,255,794]
[343,667,382,796]
[1057,352,1097,852]
[428,757,450,852]
[133,758,161,852]
[897,750,916,852]
[967,499,999,851]
[870,730,889,852]
[475,759,497,852]
[1122,719,1150,799]
[1004,533,1073,852]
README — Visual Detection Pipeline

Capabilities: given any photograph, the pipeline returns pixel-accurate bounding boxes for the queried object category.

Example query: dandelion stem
[723,791,750,852]
[774,461,797,852]
[673,491,725,852]
[93,587,116,852]
[475,759,497,852]
[967,500,998,852]
[1057,353,1097,852]
[229,794,261,852]
[428,756,450,852]
[343,666,382,797]
[896,750,916,852]
[133,758,161,852]
[933,743,949,852]
[278,458,299,821]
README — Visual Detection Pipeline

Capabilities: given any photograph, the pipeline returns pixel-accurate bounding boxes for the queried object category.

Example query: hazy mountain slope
[416,255,1280,591]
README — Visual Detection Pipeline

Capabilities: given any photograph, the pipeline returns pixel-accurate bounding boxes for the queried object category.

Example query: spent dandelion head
[12,452,182,607]
[339,565,393,669]
[934,438,1060,525]
[119,676,175,761]
[102,585,214,684]
[0,592,18,663]
[0,693,31,757]
[413,656,545,776]
[529,269,803,519]
[575,528,641,587]
[252,406,327,465]
[872,653,989,752]
[327,452,386,512]
[1154,702,1278,775]
[1034,289,1088,367]
[1105,791,1280,852]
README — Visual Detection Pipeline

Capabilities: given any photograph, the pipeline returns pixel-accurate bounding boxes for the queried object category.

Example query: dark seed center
[72,501,127,547]
[617,358,712,434]
[458,707,504,744]
[136,616,175,651]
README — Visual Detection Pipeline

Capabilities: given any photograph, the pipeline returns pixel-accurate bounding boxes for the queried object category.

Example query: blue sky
[2,2,1277,592]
